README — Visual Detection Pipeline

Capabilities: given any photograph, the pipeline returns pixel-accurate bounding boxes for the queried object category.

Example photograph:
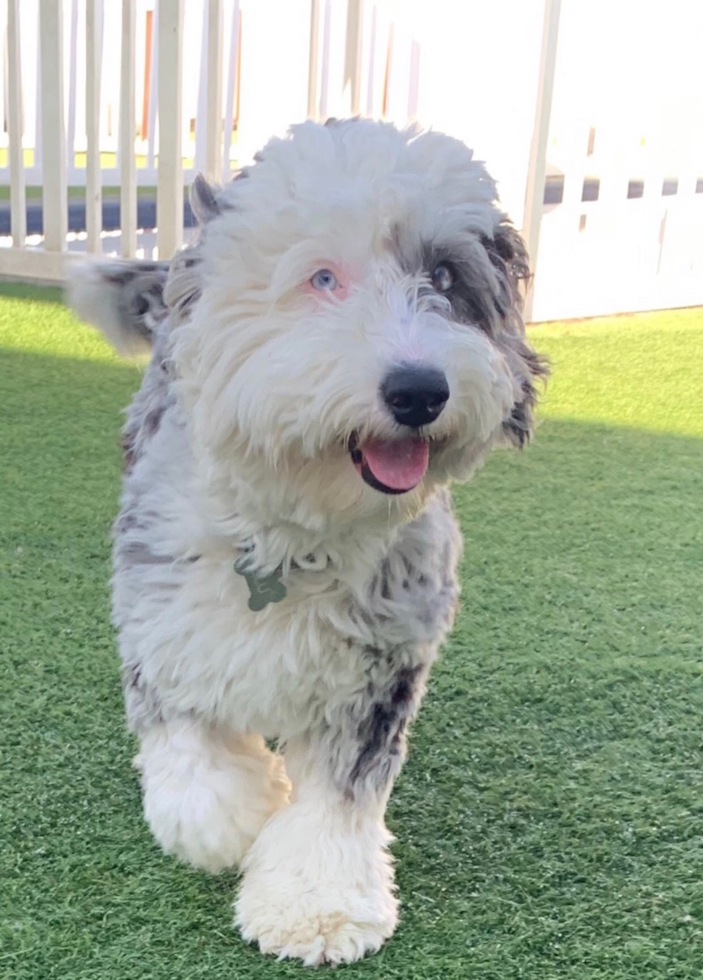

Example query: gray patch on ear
[482,224,531,311]
[501,340,549,447]
[483,223,549,447]
[189,173,222,225]
[68,259,170,355]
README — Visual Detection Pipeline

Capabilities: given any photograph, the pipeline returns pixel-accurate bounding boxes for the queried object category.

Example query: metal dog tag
[234,556,287,612]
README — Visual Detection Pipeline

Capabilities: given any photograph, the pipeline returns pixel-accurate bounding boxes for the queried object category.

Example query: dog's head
[169,120,547,526]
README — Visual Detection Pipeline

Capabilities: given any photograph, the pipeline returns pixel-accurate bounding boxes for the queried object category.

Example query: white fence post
[39,0,68,254]
[156,0,184,258]
[86,0,104,254]
[147,0,159,174]
[307,0,320,120]
[222,0,239,177]
[120,0,137,257]
[7,0,27,247]
[521,0,561,322]
[319,0,331,119]
[67,0,79,181]
[344,0,363,115]
[39,0,68,252]
[204,0,223,183]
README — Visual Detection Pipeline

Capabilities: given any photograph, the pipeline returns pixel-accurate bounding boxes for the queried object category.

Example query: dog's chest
[124,497,460,738]
[143,546,454,735]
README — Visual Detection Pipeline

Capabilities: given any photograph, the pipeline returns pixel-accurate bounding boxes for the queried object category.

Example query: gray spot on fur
[347,662,426,790]
[301,491,462,801]
[122,661,164,730]
[121,330,176,472]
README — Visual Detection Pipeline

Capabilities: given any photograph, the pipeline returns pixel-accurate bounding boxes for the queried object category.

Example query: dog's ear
[162,173,233,323]
[67,259,170,356]
[482,223,549,447]
[189,173,223,225]
[68,176,224,353]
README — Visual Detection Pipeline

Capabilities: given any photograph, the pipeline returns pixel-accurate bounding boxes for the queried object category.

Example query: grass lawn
[1,289,701,979]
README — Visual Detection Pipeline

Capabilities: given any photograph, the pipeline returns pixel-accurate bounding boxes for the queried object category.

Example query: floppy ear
[68,175,225,355]
[67,259,170,356]
[483,222,549,447]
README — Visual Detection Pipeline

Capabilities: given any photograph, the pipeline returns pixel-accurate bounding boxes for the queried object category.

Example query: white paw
[234,800,398,965]
[237,899,396,966]
[136,725,290,873]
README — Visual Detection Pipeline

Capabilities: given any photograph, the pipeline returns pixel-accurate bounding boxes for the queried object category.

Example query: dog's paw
[143,770,254,873]
[234,799,398,964]
[137,726,290,873]
[235,874,397,965]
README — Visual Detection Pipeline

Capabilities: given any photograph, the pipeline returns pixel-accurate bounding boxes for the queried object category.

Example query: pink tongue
[361,438,430,491]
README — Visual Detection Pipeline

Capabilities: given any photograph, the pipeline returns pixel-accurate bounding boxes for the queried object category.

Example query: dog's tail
[67,259,171,357]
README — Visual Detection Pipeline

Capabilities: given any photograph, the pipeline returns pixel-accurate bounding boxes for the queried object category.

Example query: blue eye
[310,268,338,291]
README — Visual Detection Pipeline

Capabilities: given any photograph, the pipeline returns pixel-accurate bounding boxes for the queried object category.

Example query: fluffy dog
[69,118,547,965]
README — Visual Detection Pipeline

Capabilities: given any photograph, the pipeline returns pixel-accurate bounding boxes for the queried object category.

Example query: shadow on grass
[0,280,65,305]
[2,347,702,980]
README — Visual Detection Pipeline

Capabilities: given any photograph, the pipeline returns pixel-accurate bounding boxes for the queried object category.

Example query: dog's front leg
[235,661,427,965]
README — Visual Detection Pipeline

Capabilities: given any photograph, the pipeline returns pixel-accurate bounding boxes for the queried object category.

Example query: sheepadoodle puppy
[69,118,547,965]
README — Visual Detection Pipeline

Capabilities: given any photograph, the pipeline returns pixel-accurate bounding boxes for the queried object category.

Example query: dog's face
[173,120,546,526]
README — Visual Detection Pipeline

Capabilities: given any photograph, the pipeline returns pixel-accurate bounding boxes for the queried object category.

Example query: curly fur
[68,118,547,966]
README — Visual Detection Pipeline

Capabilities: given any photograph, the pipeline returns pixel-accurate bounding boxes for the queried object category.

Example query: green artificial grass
[1,290,701,979]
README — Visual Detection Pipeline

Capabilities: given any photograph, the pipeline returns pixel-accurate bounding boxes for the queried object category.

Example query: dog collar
[233,548,331,612]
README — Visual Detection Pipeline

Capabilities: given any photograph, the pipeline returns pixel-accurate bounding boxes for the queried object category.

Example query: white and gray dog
[69,118,547,965]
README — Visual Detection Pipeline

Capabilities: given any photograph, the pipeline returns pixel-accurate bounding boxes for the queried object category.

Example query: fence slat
[407,40,420,121]
[120,0,137,257]
[307,0,320,119]
[86,0,103,253]
[0,247,76,282]
[365,2,377,117]
[319,0,332,119]
[147,2,159,171]
[7,0,27,247]
[39,0,67,252]
[521,0,561,321]
[157,0,184,258]
[344,0,363,115]
[204,0,223,182]
[222,0,240,177]
[67,0,79,172]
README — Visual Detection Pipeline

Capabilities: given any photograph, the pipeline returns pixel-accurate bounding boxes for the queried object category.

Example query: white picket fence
[1,0,702,322]
[0,0,438,276]
[534,0,703,320]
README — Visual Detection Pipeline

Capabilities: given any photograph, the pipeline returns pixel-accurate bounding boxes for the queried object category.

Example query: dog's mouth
[349,433,430,495]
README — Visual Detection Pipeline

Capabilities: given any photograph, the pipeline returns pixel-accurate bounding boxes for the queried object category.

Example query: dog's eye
[431,263,455,293]
[310,269,339,291]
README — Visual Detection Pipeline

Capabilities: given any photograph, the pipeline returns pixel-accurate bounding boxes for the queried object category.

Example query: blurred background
[1,0,702,321]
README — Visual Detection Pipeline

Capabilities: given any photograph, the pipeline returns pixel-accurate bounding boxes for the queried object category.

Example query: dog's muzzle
[347,365,448,496]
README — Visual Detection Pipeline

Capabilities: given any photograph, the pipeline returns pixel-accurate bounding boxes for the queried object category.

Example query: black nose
[381,365,450,428]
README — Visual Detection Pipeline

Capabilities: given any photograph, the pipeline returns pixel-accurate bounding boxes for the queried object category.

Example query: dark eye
[310,268,339,291]
[431,263,455,293]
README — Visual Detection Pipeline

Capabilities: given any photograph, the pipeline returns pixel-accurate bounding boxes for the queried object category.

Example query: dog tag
[234,556,287,612]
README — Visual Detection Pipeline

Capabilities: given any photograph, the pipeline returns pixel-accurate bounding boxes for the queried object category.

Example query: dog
[69,118,547,966]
